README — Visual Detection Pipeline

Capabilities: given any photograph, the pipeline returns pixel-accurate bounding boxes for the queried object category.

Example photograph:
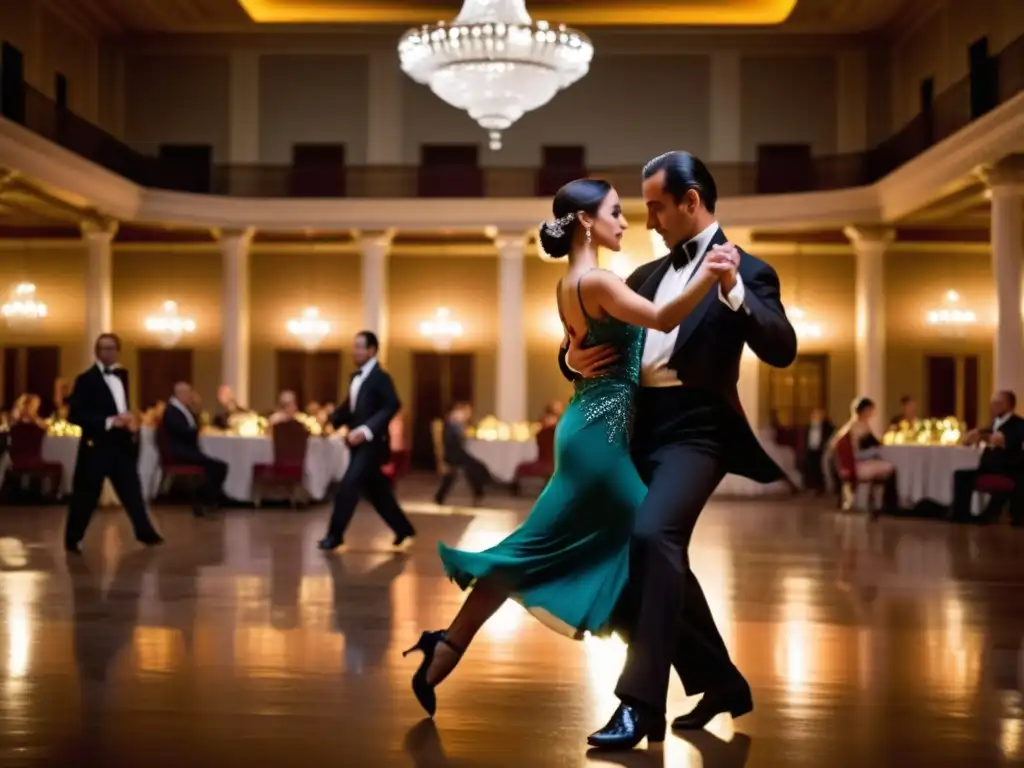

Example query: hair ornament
[542,211,576,238]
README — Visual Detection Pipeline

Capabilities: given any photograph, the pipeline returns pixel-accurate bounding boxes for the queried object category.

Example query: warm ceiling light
[287,307,331,350]
[236,0,798,26]
[419,307,464,350]
[2,282,47,328]
[145,301,196,348]
[927,290,977,326]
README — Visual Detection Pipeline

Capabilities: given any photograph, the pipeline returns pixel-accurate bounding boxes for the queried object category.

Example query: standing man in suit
[161,381,228,517]
[318,331,416,551]
[434,401,494,505]
[802,407,834,493]
[565,152,797,749]
[64,333,163,552]
[952,390,1024,523]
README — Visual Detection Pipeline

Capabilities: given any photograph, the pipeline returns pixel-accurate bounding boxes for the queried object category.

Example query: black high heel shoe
[403,630,465,717]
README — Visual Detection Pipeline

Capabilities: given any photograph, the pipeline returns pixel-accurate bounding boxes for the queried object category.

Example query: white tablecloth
[4,427,349,505]
[882,444,981,506]
[467,438,538,482]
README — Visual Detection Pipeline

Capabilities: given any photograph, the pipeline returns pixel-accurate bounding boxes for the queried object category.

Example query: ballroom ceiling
[55,0,940,34]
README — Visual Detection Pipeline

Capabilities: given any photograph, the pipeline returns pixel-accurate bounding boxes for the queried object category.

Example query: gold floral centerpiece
[883,417,961,446]
[467,415,541,442]
[46,418,82,438]
[228,412,269,437]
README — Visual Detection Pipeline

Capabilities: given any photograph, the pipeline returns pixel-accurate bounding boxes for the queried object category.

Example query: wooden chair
[155,425,205,503]
[6,422,63,499]
[832,432,890,513]
[252,419,309,508]
[511,425,556,496]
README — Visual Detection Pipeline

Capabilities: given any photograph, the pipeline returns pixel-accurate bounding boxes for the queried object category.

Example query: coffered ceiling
[54,0,940,35]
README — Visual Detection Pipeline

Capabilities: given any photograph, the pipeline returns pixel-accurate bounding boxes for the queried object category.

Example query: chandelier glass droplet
[287,307,330,351]
[398,0,593,150]
[144,301,196,348]
[2,283,47,328]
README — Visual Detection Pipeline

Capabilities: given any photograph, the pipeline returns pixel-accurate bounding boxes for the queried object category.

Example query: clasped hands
[566,242,741,378]
[111,411,139,432]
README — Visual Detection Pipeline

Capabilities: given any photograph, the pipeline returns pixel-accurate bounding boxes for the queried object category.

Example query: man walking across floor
[64,333,163,552]
[318,331,416,551]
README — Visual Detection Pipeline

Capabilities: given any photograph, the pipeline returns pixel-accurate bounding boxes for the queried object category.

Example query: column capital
[80,217,119,241]
[494,233,528,257]
[978,155,1024,194]
[215,227,255,250]
[843,225,895,249]
[357,228,396,254]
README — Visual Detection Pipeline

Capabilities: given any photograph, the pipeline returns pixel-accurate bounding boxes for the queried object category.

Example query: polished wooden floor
[2,477,1024,767]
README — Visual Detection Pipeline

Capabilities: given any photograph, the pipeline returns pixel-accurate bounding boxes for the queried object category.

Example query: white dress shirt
[97,361,128,430]
[993,413,1011,433]
[349,357,378,441]
[640,222,746,387]
[807,422,823,450]
[168,396,196,430]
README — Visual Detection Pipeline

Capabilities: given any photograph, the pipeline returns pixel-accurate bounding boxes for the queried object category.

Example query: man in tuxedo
[64,333,163,552]
[802,407,834,493]
[318,331,416,550]
[434,401,493,505]
[565,152,797,749]
[161,381,228,516]
[952,390,1024,524]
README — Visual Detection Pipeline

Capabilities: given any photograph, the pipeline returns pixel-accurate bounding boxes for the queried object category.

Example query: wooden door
[290,143,346,197]
[964,356,979,428]
[767,354,829,449]
[137,348,194,409]
[538,145,586,195]
[419,144,482,197]
[411,352,474,469]
[925,355,957,419]
[275,349,342,407]
[968,36,997,118]
[25,346,60,417]
[1,42,25,124]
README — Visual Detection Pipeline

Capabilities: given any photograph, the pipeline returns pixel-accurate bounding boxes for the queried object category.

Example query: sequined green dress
[438,278,647,638]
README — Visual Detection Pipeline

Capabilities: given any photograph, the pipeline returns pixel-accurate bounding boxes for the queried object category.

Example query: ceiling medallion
[398,0,593,150]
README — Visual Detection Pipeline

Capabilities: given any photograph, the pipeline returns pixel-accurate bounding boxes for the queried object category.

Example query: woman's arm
[587,264,724,332]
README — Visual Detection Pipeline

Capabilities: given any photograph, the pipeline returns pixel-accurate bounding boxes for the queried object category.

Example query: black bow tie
[670,240,700,271]
[102,366,116,376]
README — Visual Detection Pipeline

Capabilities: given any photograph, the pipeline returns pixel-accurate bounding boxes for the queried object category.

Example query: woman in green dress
[404,178,736,718]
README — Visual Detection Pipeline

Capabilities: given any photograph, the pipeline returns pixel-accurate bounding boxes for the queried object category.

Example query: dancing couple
[406,151,797,750]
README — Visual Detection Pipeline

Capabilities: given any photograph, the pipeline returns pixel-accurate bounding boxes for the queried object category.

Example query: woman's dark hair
[642,151,718,214]
[538,178,612,259]
[853,397,875,415]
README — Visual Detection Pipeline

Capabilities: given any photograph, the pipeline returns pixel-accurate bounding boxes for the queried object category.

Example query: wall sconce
[286,307,330,350]
[790,307,823,339]
[144,301,195,348]
[926,290,977,326]
[419,307,463,350]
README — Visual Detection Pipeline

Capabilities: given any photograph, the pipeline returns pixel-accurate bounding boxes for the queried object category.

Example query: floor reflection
[0,484,1022,765]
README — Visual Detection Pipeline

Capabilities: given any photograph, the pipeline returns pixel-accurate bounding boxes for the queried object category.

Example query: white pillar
[709,51,742,163]
[985,156,1024,396]
[360,231,393,359]
[366,51,403,164]
[845,225,893,433]
[229,52,260,164]
[836,51,868,154]
[81,221,117,369]
[496,236,527,424]
[729,229,760,430]
[219,228,254,407]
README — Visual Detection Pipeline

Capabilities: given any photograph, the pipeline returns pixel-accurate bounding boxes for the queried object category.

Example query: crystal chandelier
[926,290,977,326]
[145,301,196,348]
[398,0,593,150]
[287,307,330,351]
[2,283,47,328]
[419,307,464,350]
[789,307,823,339]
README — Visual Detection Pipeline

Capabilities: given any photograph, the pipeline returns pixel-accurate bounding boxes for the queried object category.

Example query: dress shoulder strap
[576,268,599,321]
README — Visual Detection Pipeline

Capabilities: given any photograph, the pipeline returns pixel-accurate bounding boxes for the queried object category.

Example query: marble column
[360,231,393,360]
[228,52,261,164]
[845,225,894,432]
[709,51,742,163]
[81,220,117,369]
[984,156,1024,396]
[836,51,868,154]
[496,236,527,424]
[219,228,254,407]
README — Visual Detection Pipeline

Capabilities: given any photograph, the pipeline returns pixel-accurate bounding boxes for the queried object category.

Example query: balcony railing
[4,33,1023,199]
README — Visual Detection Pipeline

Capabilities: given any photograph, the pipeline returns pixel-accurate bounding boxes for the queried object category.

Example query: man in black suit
[434,401,493,505]
[161,381,228,516]
[64,333,163,552]
[952,389,1024,524]
[318,331,416,551]
[802,407,835,493]
[565,152,797,749]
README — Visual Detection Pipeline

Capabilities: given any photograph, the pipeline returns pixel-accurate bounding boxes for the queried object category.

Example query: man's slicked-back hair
[356,330,380,352]
[642,151,718,214]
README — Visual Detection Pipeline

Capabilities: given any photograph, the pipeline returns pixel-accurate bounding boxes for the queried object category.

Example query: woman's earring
[585,227,592,244]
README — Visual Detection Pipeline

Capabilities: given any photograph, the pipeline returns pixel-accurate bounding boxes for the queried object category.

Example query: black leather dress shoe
[318,536,343,551]
[587,703,666,750]
[671,686,753,731]
[138,535,164,547]
[64,542,82,554]
[393,530,415,547]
